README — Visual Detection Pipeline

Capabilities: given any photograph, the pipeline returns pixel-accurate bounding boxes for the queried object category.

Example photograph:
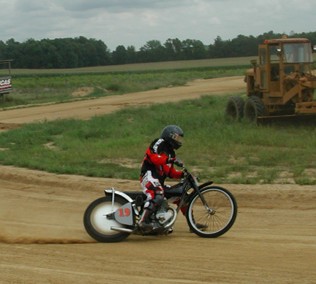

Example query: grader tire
[225,96,245,121]
[244,96,266,123]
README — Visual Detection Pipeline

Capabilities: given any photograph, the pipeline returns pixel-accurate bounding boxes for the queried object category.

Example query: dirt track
[0,76,315,283]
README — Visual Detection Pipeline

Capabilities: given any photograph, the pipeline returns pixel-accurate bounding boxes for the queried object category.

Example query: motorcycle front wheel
[186,186,237,238]
[83,196,131,242]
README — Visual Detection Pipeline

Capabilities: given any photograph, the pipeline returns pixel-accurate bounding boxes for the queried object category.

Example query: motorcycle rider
[138,125,184,232]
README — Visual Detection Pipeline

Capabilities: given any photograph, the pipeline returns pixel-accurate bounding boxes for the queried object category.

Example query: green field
[1,58,248,108]
[0,58,315,185]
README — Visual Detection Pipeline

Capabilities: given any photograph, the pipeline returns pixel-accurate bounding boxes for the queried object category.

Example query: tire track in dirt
[0,235,94,244]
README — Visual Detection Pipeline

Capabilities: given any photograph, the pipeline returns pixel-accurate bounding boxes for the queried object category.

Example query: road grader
[226,36,316,122]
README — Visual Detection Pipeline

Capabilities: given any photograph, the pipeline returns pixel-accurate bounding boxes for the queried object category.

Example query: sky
[0,0,315,51]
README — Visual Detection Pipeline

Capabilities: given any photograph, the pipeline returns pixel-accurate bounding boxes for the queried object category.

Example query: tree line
[1,31,316,69]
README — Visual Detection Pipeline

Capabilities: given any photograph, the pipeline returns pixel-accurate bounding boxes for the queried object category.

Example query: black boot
[138,208,153,233]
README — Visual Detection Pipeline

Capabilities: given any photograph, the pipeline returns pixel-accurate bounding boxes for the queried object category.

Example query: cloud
[53,0,194,13]
[0,0,315,51]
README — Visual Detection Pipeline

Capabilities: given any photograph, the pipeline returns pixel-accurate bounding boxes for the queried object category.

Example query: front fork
[187,180,214,212]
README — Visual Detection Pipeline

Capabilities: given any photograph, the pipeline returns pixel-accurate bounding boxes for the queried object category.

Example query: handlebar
[173,158,184,168]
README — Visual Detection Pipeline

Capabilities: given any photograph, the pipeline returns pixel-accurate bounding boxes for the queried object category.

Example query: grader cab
[226,37,316,122]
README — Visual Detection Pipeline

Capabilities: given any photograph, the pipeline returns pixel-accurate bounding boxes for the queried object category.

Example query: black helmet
[160,125,184,149]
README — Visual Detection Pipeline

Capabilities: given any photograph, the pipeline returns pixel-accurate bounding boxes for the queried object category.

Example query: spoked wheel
[186,186,237,238]
[83,196,131,242]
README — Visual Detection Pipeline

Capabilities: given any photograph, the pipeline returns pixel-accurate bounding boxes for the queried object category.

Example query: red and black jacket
[140,138,183,185]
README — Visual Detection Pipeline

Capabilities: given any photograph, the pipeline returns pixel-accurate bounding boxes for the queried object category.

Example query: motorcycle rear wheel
[83,196,131,242]
[186,186,237,238]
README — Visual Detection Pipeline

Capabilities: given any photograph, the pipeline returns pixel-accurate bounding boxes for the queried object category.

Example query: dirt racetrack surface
[0,76,315,283]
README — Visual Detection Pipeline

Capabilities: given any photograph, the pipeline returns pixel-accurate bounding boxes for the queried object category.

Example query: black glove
[173,158,184,167]
[167,156,176,164]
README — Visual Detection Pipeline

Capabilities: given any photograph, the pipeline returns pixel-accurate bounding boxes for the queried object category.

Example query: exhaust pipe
[111,226,134,233]
[162,207,177,229]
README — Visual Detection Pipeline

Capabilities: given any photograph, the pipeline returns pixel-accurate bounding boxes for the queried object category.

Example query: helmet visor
[171,133,183,145]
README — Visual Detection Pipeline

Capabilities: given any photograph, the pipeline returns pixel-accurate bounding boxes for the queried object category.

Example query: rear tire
[225,96,245,121]
[83,196,131,242]
[244,96,265,123]
[186,186,237,238]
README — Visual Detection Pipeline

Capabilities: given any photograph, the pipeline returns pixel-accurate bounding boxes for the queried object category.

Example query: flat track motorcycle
[83,167,237,242]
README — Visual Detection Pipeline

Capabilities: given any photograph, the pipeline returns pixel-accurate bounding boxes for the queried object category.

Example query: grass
[1,57,316,185]
[2,60,246,108]
[0,95,315,185]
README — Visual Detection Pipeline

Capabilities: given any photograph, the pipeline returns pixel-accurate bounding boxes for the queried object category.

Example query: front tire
[83,196,131,242]
[186,186,237,238]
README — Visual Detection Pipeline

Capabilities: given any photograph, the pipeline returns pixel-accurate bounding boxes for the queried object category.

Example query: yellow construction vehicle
[226,36,316,122]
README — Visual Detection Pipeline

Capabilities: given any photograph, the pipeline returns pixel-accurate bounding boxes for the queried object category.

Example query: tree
[164,38,182,60]
[0,40,6,59]
[4,39,22,67]
[182,39,207,59]
[230,35,257,57]
[139,40,165,62]
[208,36,231,58]
[126,45,137,63]
[112,45,127,65]
[1,30,316,68]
